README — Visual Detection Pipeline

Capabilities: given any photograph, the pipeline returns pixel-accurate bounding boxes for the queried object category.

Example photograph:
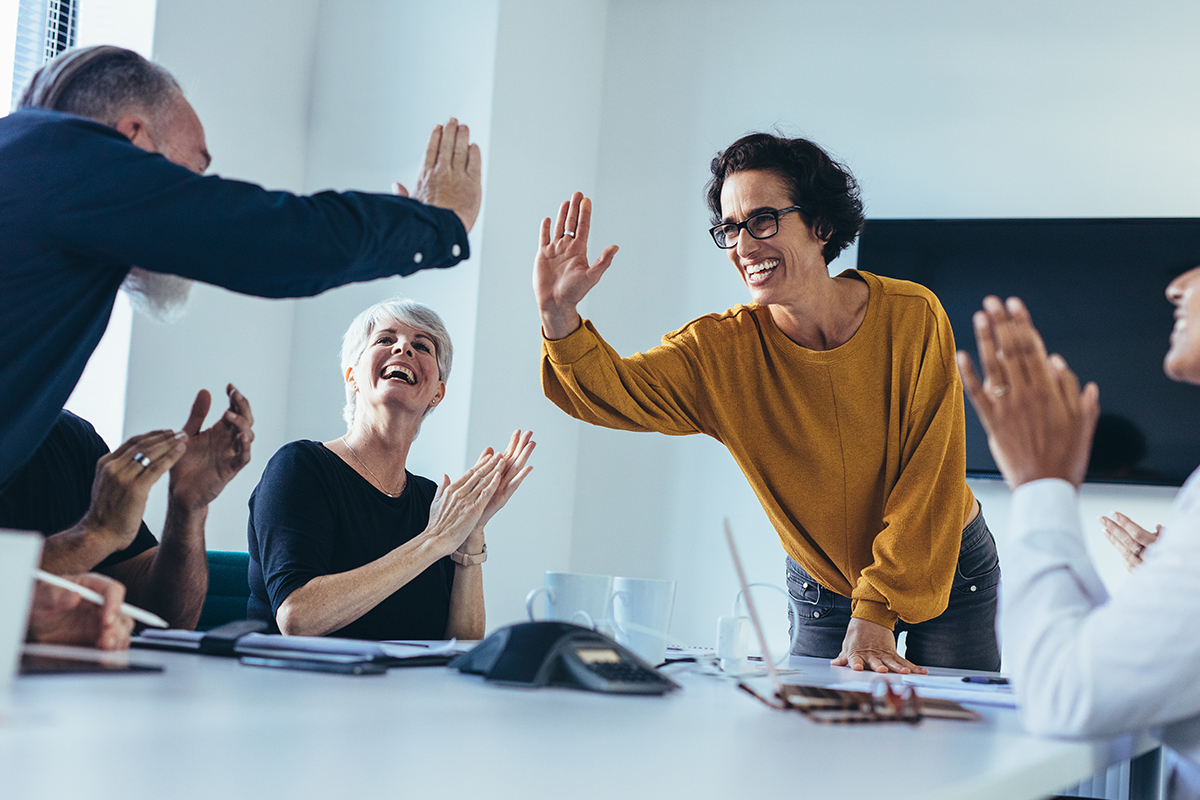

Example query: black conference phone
[450,621,680,695]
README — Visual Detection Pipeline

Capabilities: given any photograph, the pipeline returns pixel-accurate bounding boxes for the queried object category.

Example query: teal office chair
[196,550,252,631]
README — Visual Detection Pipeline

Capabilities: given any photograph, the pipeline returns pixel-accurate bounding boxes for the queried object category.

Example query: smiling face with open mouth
[718,169,830,308]
[1165,266,1200,385]
[348,319,446,421]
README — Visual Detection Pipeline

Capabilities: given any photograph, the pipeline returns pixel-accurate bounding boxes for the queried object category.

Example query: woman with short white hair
[247,296,534,639]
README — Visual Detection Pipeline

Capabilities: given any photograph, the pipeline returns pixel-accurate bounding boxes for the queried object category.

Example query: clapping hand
[426,454,506,552]
[83,429,188,549]
[957,296,1101,490]
[394,118,482,234]
[534,192,619,339]
[475,430,536,529]
[168,385,254,511]
[426,431,535,557]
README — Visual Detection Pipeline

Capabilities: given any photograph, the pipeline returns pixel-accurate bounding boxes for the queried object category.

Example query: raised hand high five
[395,118,482,234]
[168,384,254,511]
[534,192,619,340]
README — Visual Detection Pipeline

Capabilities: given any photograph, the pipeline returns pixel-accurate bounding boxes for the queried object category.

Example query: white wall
[114,0,1200,651]
[468,0,612,627]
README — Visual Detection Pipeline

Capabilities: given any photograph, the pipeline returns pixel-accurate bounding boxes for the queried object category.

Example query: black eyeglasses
[709,206,804,249]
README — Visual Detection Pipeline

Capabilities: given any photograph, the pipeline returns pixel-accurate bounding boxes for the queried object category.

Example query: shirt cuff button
[451,244,461,257]
[413,252,423,264]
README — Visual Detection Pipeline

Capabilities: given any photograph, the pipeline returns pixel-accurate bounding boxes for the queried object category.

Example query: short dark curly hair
[705,133,864,264]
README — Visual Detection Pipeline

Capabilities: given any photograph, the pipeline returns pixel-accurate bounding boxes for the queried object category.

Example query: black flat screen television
[857,218,1200,486]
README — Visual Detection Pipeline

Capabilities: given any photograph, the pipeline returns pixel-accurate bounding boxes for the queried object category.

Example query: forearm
[444,527,486,639]
[1003,480,1131,737]
[276,530,454,637]
[542,321,702,435]
[60,130,470,297]
[444,564,485,640]
[39,523,125,575]
[108,503,209,629]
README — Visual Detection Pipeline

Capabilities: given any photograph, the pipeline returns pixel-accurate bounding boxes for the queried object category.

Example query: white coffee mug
[525,572,614,635]
[610,576,676,666]
[0,530,43,704]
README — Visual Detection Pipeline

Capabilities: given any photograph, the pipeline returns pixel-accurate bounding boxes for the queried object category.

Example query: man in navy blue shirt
[0,44,481,490]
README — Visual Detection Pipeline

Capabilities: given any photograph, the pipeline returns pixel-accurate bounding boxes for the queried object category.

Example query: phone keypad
[588,662,660,683]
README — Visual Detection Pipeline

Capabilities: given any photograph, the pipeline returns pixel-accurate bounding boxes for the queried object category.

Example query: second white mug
[610,576,676,666]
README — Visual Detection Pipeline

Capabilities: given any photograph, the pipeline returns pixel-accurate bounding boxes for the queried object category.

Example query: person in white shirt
[956,275,1200,800]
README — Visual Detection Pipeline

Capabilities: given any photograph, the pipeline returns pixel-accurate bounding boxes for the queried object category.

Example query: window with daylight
[10,0,76,108]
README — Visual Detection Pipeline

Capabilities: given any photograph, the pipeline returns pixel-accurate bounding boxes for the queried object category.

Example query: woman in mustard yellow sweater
[534,133,998,674]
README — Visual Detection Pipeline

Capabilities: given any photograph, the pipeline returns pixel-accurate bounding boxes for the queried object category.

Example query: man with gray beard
[0,45,481,490]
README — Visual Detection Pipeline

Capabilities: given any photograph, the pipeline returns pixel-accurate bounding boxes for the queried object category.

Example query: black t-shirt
[0,410,157,569]
[246,440,454,640]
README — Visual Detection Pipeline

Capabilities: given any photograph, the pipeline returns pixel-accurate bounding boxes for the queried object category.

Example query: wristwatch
[451,544,487,566]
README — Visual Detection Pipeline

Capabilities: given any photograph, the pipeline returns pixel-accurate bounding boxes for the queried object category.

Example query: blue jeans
[786,510,1001,671]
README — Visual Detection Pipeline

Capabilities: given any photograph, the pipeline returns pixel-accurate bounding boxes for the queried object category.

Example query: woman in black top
[247,297,534,639]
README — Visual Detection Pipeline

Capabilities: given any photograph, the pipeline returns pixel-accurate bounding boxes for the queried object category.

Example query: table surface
[0,644,1153,800]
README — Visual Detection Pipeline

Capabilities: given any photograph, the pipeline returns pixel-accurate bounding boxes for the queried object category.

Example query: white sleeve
[1005,478,1200,738]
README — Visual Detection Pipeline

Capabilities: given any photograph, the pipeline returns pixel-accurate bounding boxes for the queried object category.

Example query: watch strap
[451,544,487,566]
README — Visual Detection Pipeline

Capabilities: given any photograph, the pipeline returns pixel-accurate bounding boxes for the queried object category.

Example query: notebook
[722,519,980,723]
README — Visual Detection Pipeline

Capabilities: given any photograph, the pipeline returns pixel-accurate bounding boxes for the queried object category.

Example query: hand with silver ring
[1099,512,1160,572]
[956,294,1100,490]
[534,191,620,341]
[80,429,189,551]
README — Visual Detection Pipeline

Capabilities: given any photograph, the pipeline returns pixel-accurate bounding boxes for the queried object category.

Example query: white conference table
[0,644,1157,800]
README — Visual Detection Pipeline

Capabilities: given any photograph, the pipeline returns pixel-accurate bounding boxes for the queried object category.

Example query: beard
[120,267,194,323]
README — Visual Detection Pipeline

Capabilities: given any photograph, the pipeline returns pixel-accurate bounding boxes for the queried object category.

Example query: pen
[35,569,170,629]
[962,676,1009,685]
